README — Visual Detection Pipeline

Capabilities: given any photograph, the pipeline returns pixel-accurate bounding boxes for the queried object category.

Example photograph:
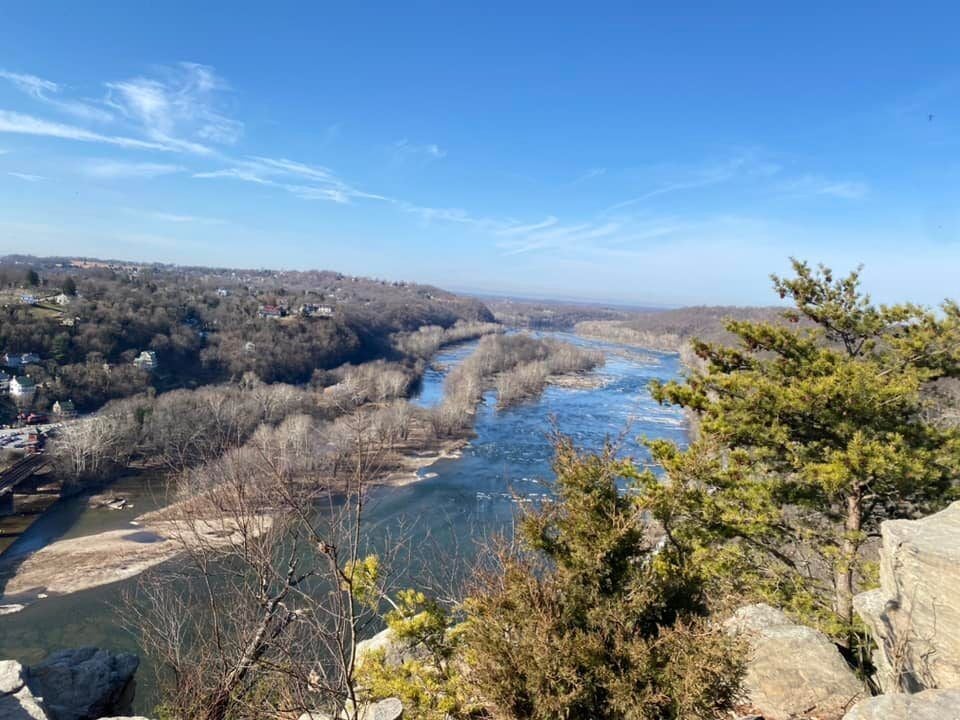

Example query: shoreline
[0,344,614,615]
[0,434,467,614]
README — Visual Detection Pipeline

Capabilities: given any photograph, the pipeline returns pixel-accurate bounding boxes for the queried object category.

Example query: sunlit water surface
[0,331,686,712]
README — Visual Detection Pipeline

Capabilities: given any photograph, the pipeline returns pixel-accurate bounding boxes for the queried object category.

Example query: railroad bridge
[0,454,51,516]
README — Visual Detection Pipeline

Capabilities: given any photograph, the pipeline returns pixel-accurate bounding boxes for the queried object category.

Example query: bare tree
[124,405,405,720]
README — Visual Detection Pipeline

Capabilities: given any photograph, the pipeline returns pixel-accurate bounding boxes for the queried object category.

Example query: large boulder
[726,604,866,720]
[0,660,49,720]
[25,648,139,720]
[854,500,960,693]
[842,688,960,719]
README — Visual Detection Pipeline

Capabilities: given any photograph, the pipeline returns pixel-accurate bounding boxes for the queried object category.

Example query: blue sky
[0,2,957,306]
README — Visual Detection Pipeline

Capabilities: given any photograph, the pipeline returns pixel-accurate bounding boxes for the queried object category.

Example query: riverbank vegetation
[433,334,603,434]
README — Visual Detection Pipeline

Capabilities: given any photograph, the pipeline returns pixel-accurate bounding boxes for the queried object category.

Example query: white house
[53,293,72,306]
[133,350,159,371]
[9,376,36,401]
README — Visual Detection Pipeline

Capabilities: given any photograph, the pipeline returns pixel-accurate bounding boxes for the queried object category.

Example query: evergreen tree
[62,276,77,296]
[651,260,960,637]
[460,438,744,719]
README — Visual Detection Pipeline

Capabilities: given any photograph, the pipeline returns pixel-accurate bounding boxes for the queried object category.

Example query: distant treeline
[576,306,792,367]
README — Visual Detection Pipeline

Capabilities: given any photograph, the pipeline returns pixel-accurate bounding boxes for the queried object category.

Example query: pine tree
[651,260,960,637]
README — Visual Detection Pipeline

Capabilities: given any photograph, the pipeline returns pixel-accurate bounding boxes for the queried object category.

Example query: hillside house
[2,352,41,368]
[298,303,335,318]
[53,293,72,306]
[133,350,159,371]
[216,288,230,297]
[52,399,77,418]
[258,304,285,319]
[9,376,36,401]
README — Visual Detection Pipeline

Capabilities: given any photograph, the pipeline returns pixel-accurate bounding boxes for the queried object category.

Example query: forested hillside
[0,255,494,414]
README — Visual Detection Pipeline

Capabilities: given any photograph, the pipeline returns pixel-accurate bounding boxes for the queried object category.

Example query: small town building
[52,399,77,418]
[243,341,256,354]
[258,304,285,319]
[53,293,72,306]
[133,350,159,371]
[2,352,40,368]
[299,304,335,318]
[216,288,231,297]
[9,376,37,401]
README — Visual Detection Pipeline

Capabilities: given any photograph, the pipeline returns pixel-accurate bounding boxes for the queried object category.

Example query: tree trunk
[835,490,862,641]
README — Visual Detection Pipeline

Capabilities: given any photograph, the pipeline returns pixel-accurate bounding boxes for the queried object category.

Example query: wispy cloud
[392,138,447,161]
[83,159,184,179]
[781,174,869,200]
[0,69,114,123]
[104,62,242,154]
[149,211,226,225]
[606,153,780,212]
[570,168,606,185]
[498,220,623,255]
[496,217,559,236]
[8,171,45,182]
[0,110,169,150]
[195,156,387,204]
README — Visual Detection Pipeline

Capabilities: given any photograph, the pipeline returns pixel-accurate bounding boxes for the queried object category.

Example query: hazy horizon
[1,3,958,306]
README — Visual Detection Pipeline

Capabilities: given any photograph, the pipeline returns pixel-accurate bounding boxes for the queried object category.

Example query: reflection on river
[0,332,686,712]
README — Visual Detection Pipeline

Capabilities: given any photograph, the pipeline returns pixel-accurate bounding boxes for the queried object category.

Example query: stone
[26,648,139,720]
[842,688,960,719]
[854,501,960,693]
[0,686,49,720]
[0,662,24,696]
[362,698,403,720]
[355,628,428,670]
[298,698,403,720]
[725,604,866,720]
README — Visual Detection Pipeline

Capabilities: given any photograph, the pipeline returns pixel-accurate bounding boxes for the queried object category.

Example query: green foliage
[459,438,744,719]
[650,259,960,636]
[358,585,477,719]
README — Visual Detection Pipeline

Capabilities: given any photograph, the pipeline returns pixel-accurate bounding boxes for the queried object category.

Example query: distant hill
[576,306,790,359]
[484,296,657,329]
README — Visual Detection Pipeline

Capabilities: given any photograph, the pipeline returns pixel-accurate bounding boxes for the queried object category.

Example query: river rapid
[0,331,687,712]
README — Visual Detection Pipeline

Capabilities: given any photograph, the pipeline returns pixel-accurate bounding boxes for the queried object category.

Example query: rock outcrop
[726,604,866,720]
[842,688,960,719]
[854,500,960,693]
[0,659,51,720]
[355,627,428,669]
[0,649,141,720]
[27,648,139,720]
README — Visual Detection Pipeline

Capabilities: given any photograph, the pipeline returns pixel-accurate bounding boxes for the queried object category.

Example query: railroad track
[0,454,49,496]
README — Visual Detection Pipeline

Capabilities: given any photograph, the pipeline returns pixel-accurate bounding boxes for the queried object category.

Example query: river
[0,331,686,712]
